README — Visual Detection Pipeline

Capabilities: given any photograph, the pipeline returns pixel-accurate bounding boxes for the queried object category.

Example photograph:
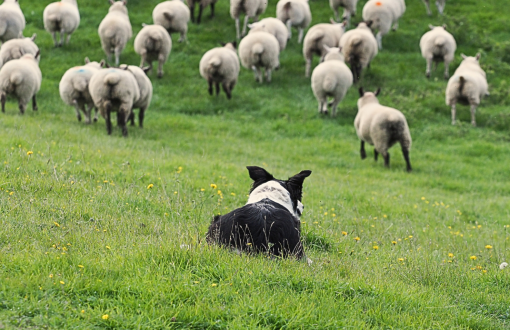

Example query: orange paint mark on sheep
[375,1,382,5]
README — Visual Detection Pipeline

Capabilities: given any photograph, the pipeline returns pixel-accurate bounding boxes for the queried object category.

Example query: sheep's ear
[475,53,481,61]
[122,0,127,5]
[338,46,342,52]
[330,18,336,24]
[99,60,106,67]
[442,24,447,29]
[30,33,37,41]
[85,57,90,64]
[35,50,40,59]
[142,66,151,74]
[428,24,434,30]
[109,0,115,4]
[219,41,226,46]
[358,87,365,97]
[323,44,331,52]
[122,65,129,70]
[232,41,237,49]
[461,53,467,59]
[342,21,347,28]
[366,20,373,28]
[142,23,147,27]
[247,23,254,29]
[105,62,111,68]
[374,88,381,96]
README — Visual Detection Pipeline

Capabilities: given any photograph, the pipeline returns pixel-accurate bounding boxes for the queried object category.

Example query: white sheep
[329,0,359,26]
[0,0,25,44]
[445,53,489,127]
[59,58,104,124]
[303,20,346,77]
[311,46,353,116]
[43,0,80,47]
[276,0,311,44]
[420,24,456,79]
[339,21,378,83]
[248,18,288,51]
[238,31,280,83]
[362,0,406,50]
[0,51,41,114]
[98,0,132,67]
[187,0,218,24]
[355,87,412,171]
[423,0,445,16]
[88,66,140,136]
[134,24,172,78]
[0,34,38,69]
[152,0,190,42]
[199,42,240,99]
[230,0,268,40]
[120,64,153,128]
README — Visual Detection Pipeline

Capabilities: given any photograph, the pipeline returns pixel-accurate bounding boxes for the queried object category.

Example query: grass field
[1,0,510,328]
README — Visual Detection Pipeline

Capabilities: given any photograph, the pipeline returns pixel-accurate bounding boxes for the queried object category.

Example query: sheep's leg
[207,78,213,95]
[190,3,195,23]
[59,29,65,46]
[444,60,450,80]
[376,32,382,50]
[401,145,412,172]
[423,0,432,16]
[114,46,121,67]
[118,107,129,137]
[330,99,340,117]
[333,8,339,22]
[392,21,399,31]
[320,98,328,114]
[242,15,250,37]
[197,4,204,24]
[360,141,366,159]
[425,57,432,78]
[179,31,186,43]
[93,106,99,122]
[32,95,38,111]
[52,32,58,47]
[73,100,82,122]
[139,52,146,67]
[305,58,311,77]
[85,104,94,124]
[350,60,358,83]
[286,20,292,39]
[235,18,241,39]
[265,68,272,83]
[157,53,165,78]
[470,104,477,127]
[222,81,232,100]
[215,82,220,96]
[128,111,135,126]
[139,107,145,128]
[297,28,304,43]
[19,102,26,115]
[0,93,5,113]
[105,102,113,135]
[374,149,379,161]
[252,66,262,83]
[210,2,215,18]
[66,33,71,45]
[342,9,351,27]
[451,102,456,125]
[436,0,444,14]
[383,152,390,168]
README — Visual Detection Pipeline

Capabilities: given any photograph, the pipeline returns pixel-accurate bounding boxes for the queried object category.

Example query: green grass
[1,0,510,328]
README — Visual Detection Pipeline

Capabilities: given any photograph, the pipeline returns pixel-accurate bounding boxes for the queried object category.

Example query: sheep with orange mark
[420,24,456,79]
[0,0,25,43]
[98,0,132,67]
[43,0,80,47]
[276,0,311,43]
[0,34,38,69]
[152,0,190,42]
[362,0,405,50]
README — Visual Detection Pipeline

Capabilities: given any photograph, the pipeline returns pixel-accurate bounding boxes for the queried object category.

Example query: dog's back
[206,198,303,258]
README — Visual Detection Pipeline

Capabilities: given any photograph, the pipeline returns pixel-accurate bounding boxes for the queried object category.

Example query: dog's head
[246,166,312,217]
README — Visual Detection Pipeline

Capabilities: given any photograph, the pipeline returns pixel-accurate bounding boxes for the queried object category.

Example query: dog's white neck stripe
[246,181,298,218]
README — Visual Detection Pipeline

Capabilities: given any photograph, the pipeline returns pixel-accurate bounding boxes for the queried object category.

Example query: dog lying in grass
[207,166,311,259]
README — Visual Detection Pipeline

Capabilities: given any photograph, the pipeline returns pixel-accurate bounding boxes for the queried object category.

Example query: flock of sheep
[0,0,490,170]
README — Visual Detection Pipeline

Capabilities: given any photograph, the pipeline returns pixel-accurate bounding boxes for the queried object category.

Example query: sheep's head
[357,21,373,30]
[322,45,345,63]
[221,41,237,51]
[4,0,20,5]
[330,18,347,31]
[461,53,482,65]
[357,87,381,109]
[109,0,128,15]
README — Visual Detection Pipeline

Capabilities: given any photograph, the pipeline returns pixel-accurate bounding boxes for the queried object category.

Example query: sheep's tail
[72,76,88,93]
[283,1,292,13]
[434,37,446,47]
[207,56,222,75]
[47,14,62,31]
[104,72,121,86]
[146,35,162,52]
[251,43,264,64]
[350,36,362,47]
[458,76,466,95]
[9,72,24,86]
[322,74,337,93]
[163,11,173,21]
[387,120,411,149]
[9,47,23,61]
[345,36,362,63]
[0,20,7,37]
[308,29,325,45]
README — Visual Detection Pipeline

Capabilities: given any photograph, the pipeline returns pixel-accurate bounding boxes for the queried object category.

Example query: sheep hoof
[158,72,163,79]
[93,117,98,123]
[471,122,477,127]
[77,115,82,122]
[426,72,430,78]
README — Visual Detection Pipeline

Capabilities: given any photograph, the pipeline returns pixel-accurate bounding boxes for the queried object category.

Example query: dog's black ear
[247,166,274,182]
[287,170,312,188]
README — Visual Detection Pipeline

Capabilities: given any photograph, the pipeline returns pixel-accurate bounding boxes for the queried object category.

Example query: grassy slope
[1,0,510,328]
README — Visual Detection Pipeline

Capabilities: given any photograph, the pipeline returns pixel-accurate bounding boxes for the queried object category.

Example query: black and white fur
[206,166,312,258]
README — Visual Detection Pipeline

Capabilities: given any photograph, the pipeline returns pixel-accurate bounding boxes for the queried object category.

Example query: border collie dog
[206,166,312,258]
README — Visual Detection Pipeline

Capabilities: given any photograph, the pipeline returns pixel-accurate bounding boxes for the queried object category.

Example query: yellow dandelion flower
[391,241,397,245]
[102,314,109,320]
[210,184,217,189]
[78,265,84,268]
[398,258,404,262]
[147,184,154,189]
[448,253,454,258]
[482,270,487,273]
[470,256,477,260]
[27,151,33,156]
[217,190,222,195]
[81,310,85,313]
[231,192,235,196]
[373,246,379,250]
[409,235,413,238]
[200,188,205,191]
[313,221,318,224]
[211,283,217,287]
[383,214,387,218]
[354,237,360,241]
[49,274,53,278]
[485,245,492,249]
[60,281,65,285]
[421,197,425,200]
[324,212,328,215]
[105,245,111,249]
[341,231,348,236]
[332,214,336,217]
[9,192,13,195]
[53,222,60,227]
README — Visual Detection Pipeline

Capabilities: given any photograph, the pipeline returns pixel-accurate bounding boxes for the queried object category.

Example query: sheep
[339,21,378,83]
[0,51,41,115]
[0,0,25,44]
[134,24,172,78]
[199,42,240,99]
[355,87,412,172]
[0,34,38,69]
[43,0,80,47]
[423,0,445,16]
[187,0,218,24]
[362,0,406,50]
[238,31,280,83]
[419,24,456,79]
[152,0,190,42]
[329,0,359,26]
[445,53,489,127]
[248,17,288,51]
[88,66,140,136]
[98,0,132,67]
[230,0,268,40]
[303,20,346,77]
[120,64,153,128]
[59,58,104,124]
[276,0,312,44]
[311,46,353,116]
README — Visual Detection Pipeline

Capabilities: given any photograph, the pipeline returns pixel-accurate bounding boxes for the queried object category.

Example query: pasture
[1,0,510,328]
